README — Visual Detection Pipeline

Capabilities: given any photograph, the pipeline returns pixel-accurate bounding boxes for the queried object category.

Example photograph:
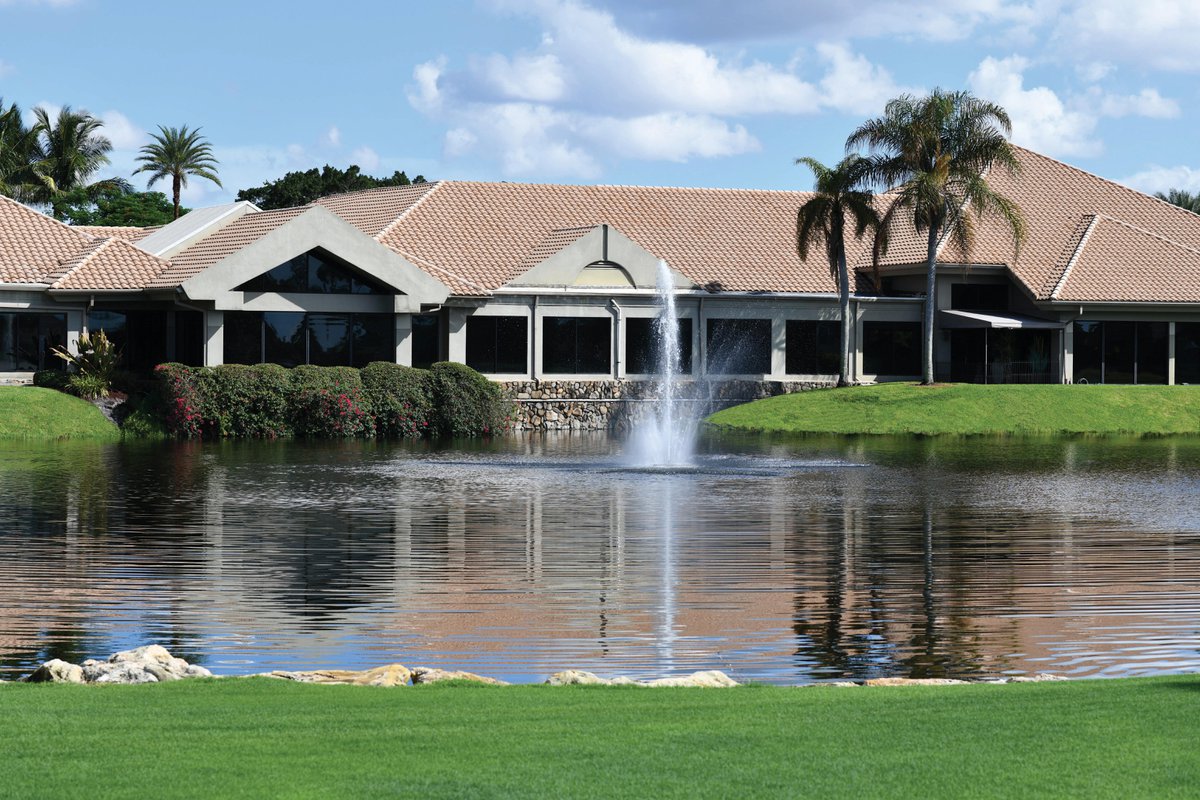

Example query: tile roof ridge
[1095,212,1200,255]
[374,181,444,242]
[430,178,811,195]
[49,237,112,288]
[1050,214,1101,300]
[393,247,491,295]
[317,180,440,204]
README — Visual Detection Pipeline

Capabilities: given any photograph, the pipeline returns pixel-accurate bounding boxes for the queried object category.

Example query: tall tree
[1155,189,1200,215]
[53,186,181,227]
[848,89,1025,385]
[795,154,879,386]
[134,125,221,219]
[0,98,43,201]
[30,106,114,215]
[236,164,426,209]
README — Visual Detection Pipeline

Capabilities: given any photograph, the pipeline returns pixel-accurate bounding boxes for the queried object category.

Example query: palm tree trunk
[172,174,181,220]
[922,224,939,385]
[838,247,852,387]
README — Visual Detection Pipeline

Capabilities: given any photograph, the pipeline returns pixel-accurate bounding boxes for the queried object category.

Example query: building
[4,145,1200,412]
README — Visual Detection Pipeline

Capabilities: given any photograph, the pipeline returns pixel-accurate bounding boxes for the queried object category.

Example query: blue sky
[2,0,1199,206]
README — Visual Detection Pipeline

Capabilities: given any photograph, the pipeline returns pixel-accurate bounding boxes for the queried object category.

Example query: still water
[1,433,1198,683]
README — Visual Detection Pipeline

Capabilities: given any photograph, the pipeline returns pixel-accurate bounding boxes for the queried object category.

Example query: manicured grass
[707,382,1200,436]
[2,676,1197,798]
[0,386,118,440]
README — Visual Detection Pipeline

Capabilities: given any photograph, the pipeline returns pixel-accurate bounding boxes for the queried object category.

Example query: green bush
[67,373,109,400]
[292,386,376,438]
[51,329,121,398]
[210,364,291,438]
[427,361,512,437]
[120,394,168,439]
[32,370,70,391]
[290,365,362,394]
[361,361,431,438]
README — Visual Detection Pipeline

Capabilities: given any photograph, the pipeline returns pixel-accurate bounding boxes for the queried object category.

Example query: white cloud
[583,112,758,162]
[1054,0,1200,72]
[350,145,380,171]
[99,110,146,150]
[0,59,13,78]
[815,42,913,115]
[1092,88,1179,120]
[0,0,79,6]
[322,126,341,148]
[1120,165,1200,196]
[968,55,1101,158]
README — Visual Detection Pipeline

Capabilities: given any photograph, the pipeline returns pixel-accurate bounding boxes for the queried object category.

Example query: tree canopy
[236,165,427,210]
[1155,189,1200,215]
[52,186,181,227]
[134,125,221,219]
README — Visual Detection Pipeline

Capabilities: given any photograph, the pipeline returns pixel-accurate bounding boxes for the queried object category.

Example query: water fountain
[628,260,701,469]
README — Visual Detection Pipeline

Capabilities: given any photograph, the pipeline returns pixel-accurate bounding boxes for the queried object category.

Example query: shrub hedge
[154,361,511,440]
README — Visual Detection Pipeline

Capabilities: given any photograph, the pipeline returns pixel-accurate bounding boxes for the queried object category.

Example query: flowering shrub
[293,387,376,438]
[211,364,291,438]
[427,361,513,437]
[361,361,431,438]
[156,363,212,438]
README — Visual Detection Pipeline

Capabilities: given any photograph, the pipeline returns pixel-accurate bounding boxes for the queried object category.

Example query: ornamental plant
[51,329,121,399]
[293,387,376,438]
[361,361,431,438]
[426,361,513,437]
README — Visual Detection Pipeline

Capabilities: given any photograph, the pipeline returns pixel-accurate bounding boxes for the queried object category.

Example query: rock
[106,645,210,680]
[645,670,739,688]
[1010,673,1068,683]
[269,664,412,687]
[410,667,508,686]
[84,661,159,684]
[864,677,969,686]
[545,670,610,686]
[25,659,84,684]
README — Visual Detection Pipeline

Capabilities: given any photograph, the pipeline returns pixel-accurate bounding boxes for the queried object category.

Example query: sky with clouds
[1,0,1198,206]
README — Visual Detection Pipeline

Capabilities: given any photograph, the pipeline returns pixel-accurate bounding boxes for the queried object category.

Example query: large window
[225,311,393,368]
[236,249,389,295]
[0,312,66,371]
[543,317,611,374]
[411,314,441,369]
[466,315,528,374]
[626,317,693,375]
[1071,321,1167,384]
[785,320,840,375]
[1178,322,1200,384]
[862,321,920,376]
[706,318,771,374]
[950,283,1008,311]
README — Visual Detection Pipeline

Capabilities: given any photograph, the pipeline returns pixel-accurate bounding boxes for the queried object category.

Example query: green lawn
[0,386,118,440]
[707,383,1200,436]
[2,676,1197,798]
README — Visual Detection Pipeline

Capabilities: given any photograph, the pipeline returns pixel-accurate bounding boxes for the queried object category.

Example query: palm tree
[847,89,1025,385]
[30,106,114,215]
[1155,189,1200,215]
[0,98,44,201]
[795,154,879,386]
[134,125,221,219]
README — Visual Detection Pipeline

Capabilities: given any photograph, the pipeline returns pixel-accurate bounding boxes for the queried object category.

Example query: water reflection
[1,434,1198,683]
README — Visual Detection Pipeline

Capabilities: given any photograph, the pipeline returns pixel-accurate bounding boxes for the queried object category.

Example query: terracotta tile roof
[73,225,154,243]
[1054,215,1200,302]
[373,182,828,294]
[313,183,439,237]
[0,195,92,284]
[150,207,307,288]
[47,237,171,291]
[865,146,1200,303]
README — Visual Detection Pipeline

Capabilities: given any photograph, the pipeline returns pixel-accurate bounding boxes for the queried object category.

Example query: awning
[939,309,1065,329]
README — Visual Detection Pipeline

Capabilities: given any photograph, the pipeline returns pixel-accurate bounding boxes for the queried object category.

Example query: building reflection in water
[1,434,1199,682]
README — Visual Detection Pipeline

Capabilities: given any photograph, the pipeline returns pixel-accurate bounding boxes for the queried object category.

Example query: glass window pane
[466,317,498,373]
[263,312,305,367]
[411,314,440,369]
[707,318,771,374]
[1136,322,1168,384]
[309,253,352,294]
[1105,321,1136,384]
[626,317,690,375]
[1073,321,1103,384]
[0,313,15,371]
[543,317,610,375]
[543,317,576,374]
[495,316,528,373]
[14,314,40,371]
[174,311,205,366]
[1177,322,1200,384]
[575,318,611,374]
[786,320,840,375]
[308,313,350,366]
[224,312,263,365]
[863,322,920,376]
[352,314,393,368]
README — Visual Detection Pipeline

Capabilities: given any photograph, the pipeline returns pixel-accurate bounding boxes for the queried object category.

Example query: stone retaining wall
[501,379,835,431]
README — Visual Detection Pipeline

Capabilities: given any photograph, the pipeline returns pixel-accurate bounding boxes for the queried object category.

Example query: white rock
[25,659,84,684]
[645,670,739,688]
[545,670,610,686]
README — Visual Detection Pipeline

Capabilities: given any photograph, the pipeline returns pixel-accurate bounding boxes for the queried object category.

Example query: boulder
[864,677,969,686]
[25,659,84,684]
[83,660,159,684]
[268,664,412,687]
[410,667,508,686]
[1011,673,1068,683]
[107,645,211,679]
[545,670,610,686]
[644,670,739,688]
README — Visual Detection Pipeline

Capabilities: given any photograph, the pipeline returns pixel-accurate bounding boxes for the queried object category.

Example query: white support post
[204,310,224,367]
[395,314,412,366]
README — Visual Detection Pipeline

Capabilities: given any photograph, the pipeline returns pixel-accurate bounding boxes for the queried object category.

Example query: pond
[1,433,1199,683]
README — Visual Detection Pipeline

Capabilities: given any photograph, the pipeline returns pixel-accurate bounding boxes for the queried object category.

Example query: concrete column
[447,308,468,364]
[614,307,625,380]
[66,308,85,356]
[1062,323,1073,384]
[853,306,865,382]
[204,310,224,367]
[1169,321,1176,385]
[395,314,412,366]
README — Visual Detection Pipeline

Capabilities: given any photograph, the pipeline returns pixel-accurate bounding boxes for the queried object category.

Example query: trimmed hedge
[154,361,511,440]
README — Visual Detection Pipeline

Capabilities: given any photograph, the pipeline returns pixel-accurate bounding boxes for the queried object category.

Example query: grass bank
[707,383,1200,436]
[2,675,1197,798]
[0,386,118,440]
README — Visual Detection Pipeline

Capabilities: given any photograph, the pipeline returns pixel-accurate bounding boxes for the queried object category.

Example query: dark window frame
[466,315,529,374]
[625,316,693,375]
[225,311,395,368]
[542,316,612,375]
